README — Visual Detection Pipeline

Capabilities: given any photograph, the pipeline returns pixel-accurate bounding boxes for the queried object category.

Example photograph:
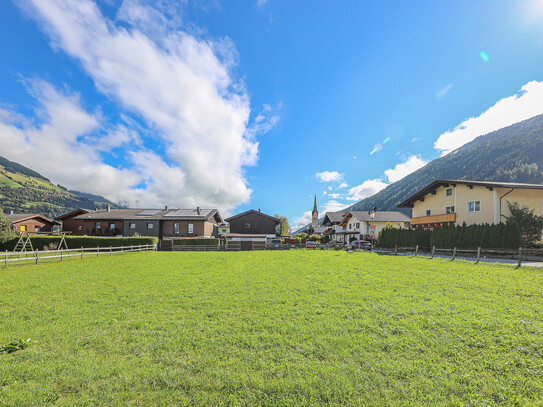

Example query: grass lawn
[1,251,542,406]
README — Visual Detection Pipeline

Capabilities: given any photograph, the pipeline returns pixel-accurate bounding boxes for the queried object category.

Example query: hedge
[0,236,159,252]
[377,221,522,249]
[172,238,220,246]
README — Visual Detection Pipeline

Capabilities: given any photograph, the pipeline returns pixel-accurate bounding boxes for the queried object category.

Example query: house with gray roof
[338,210,410,242]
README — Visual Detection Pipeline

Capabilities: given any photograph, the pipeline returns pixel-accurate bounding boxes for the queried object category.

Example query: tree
[274,215,291,237]
[505,201,543,247]
[0,211,16,243]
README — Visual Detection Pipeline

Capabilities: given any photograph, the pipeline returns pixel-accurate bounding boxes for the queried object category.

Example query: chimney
[258,208,261,212]
[165,205,168,210]
[107,204,111,212]
[197,206,200,215]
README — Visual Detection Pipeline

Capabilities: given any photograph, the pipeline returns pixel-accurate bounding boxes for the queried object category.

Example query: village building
[338,211,411,242]
[224,209,281,236]
[398,179,543,228]
[6,213,59,234]
[321,211,349,242]
[58,207,223,238]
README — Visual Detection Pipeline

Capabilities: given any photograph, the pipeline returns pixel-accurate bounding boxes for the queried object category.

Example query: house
[217,223,230,236]
[55,208,91,233]
[59,207,223,238]
[225,209,281,236]
[5,213,59,234]
[321,211,349,242]
[398,179,543,228]
[338,211,411,242]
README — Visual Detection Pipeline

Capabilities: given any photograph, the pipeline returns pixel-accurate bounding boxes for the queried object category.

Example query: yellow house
[398,180,543,228]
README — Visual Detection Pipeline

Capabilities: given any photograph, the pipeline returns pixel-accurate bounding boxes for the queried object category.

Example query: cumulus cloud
[384,155,427,183]
[322,200,349,213]
[292,210,312,231]
[0,81,142,202]
[338,182,348,189]
[315,170,343,183]
[348,179,388,201]
[434,81,543,155]
[16,0,274,210]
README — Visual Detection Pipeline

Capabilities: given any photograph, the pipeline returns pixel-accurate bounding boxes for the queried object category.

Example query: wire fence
[377,245,543,267]
[1,244,156,268]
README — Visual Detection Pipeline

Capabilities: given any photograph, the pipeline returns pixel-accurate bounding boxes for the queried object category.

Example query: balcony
[410,213,456,227]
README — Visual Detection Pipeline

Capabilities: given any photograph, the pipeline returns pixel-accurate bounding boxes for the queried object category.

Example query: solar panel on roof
[137,210,161,216]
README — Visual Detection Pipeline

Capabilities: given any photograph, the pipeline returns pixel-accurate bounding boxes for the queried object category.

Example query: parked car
[306,241,317,249]
[350,240,372,250]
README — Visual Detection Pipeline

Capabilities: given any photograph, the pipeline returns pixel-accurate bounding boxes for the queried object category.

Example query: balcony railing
[411,213,456,226]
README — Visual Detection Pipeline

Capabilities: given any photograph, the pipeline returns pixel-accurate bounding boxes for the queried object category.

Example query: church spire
[311,193,319,228]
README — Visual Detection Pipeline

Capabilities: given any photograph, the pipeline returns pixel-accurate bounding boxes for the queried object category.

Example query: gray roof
[5,213,58,224]
[323,211,348,224]
[350,211,411,223]
[73,208,221,222]
[224,209,280,224]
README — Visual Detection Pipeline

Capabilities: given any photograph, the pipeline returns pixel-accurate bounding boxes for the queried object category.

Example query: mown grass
[1,251,542,406]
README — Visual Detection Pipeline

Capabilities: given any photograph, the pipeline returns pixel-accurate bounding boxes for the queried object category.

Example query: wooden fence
[378,245,543,267]
[1,244,156,268]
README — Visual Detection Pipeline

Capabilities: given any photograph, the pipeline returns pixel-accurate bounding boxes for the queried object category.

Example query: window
[20,225,26,231]
[244,223,251,229]
[426,209,431,216]
[109,223,115,230]
[35,226,41,233]
[445,206,455,214]
[349,224,352,229]
[445,188,453,197]
[467,200,481,213]
[95,222,101,229]
[356,222,360,228]
[188,223,194,234]
[147,223,154,230]
[78,225,82,231]
[174,222,180,234]
[129,223,136,229]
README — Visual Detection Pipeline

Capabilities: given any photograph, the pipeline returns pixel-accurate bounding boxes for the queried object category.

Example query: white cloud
[0,81,142,202]
[256,0,268,6]
[328,193,340,199]
[17,0,275,210]
[322,200,349,213]
[434,83,453,100]
[434,81,543,155]
[292,210,311,231]
[348,179,388,200]
[384,155,427,183]
[338,182,348,189]
[315,170,343,183]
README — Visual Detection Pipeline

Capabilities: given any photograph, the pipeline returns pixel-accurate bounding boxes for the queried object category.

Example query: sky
[2,0,543,229]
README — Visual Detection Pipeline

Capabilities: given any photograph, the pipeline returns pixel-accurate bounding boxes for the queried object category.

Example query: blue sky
[2,0,543,228]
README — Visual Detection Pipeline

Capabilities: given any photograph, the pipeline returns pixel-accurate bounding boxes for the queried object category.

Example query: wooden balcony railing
[410,213,456,226]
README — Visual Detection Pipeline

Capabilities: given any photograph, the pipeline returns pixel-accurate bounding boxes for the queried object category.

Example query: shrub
[172,238,219,246]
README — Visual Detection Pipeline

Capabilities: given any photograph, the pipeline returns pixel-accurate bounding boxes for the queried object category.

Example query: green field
[1,251,542,406]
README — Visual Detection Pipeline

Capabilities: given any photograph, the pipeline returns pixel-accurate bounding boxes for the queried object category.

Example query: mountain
[0,156,118,218]
[349,114,543,214]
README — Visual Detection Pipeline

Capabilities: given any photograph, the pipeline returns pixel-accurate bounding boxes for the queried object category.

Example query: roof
[224,233,269,238]
[322,211,348,225]
[55,208,91,220]
[398,179,543,208]
[73,208,222,222]
[340,211,411,225]
[5,213,59,225]
[224,209,280,224]
[309,226,330,234]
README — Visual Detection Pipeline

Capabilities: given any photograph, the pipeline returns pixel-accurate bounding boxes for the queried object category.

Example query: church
[307,194,329,235]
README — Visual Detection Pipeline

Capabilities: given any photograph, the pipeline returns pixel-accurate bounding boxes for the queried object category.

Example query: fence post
[451,247,457,261]
[394,245,398,255]
[431,246,435,259]
[518,247,522,268]
[81,247,83,259]
[61,250,63,261]
[35,250,39,265]
[476,247,481,264]
[5,250,7,268]
[110,246,112,256]
[97,246,100,257]
[415,245,419,257]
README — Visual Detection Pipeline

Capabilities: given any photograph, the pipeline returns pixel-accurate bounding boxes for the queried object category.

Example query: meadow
[1,251,542,406]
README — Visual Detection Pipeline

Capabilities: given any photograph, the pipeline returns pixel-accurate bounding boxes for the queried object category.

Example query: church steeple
[311,193,319,228]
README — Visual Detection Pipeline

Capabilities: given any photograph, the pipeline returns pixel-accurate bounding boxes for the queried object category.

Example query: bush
[0,236,159,251]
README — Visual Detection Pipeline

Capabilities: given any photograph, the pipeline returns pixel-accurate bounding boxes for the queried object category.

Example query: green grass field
[1,251,542,406]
